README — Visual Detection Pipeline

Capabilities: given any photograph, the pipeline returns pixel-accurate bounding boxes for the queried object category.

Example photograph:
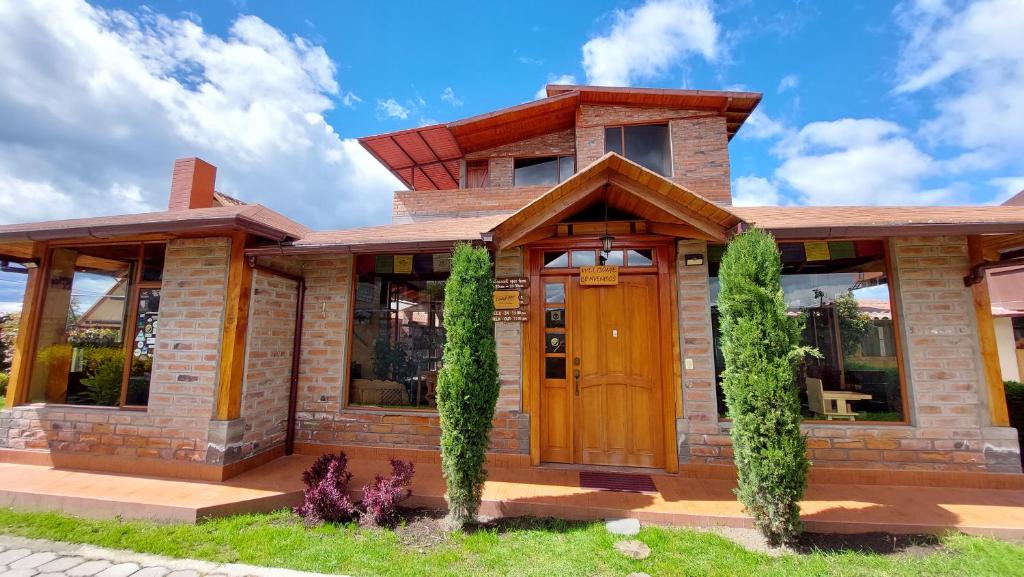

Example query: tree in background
[717,229,815,545]
[436,244,499,528]
[835,292,873,357]
[0,312,18,373]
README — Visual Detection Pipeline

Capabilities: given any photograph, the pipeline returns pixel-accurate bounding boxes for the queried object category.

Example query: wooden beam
[215,232,254,421]
[608,175,727,241]
[493,171,609,249]
[646,222,718,241]
[5,242,47,407]
[968,235,1009,427]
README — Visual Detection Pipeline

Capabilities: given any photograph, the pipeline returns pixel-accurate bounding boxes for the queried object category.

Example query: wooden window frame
[343,250,452,414]
[27,240,166,411]
[512,154,576,187]
[604,123,674,178]
[708,238,911,426]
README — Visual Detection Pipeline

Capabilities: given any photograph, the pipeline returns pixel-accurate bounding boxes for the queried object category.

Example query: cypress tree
[717,229,813,545]
[437,243,500,528]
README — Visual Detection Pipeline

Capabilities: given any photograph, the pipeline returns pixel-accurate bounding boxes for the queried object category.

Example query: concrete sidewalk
[0,535,350,577]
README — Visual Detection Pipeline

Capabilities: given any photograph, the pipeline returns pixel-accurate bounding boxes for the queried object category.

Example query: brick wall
[392,186,547,223]
[0,237,231,464]
[576,105,732,204]
[677,236,1022,473]
[237,268,298,461]
[294,253,529,455]
[465,128,576,189]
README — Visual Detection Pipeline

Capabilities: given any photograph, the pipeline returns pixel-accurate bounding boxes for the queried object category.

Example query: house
[0,85,1021,485]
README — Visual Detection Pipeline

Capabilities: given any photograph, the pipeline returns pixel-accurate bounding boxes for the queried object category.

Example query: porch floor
[0,455,1023,538]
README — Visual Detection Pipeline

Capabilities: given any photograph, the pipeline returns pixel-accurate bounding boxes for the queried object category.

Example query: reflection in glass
[28,244,162,407]
[709,241,904,422]
[627,249,653,267]
[350,254,449,409]
[514,157,560,186]
[544,283,565,304]
[571,251,596,267]
[600,250,624,266]
[544,251,569,268]
[545,357,566,379]
[559,156,575,182]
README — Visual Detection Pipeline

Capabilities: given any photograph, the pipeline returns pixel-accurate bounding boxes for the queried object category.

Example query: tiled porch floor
[1,456,1023,538]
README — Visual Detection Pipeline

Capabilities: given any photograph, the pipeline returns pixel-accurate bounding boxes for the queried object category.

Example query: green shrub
[717,229,814,545]
[436,244,499,528]
[81,354,124,406]
[0,372,8,397]
[1005,380,1024,404]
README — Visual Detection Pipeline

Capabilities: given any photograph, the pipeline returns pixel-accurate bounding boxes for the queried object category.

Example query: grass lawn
[0,509,1022,577]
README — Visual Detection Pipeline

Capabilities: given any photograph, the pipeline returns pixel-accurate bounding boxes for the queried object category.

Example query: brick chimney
[168,157,217,211]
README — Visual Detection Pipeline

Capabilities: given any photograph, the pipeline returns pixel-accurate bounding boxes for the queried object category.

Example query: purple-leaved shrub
[293,453,357,523]
[361,459,415,526]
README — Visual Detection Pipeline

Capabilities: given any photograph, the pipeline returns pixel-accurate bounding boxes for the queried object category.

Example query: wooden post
[5,243,47,407]
[215,231,253,421]
[967,235,1009,427]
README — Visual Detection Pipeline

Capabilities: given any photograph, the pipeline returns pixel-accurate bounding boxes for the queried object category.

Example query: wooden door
[572,274,664,468]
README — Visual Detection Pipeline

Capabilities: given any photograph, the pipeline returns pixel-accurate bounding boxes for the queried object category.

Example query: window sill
[343,404,437,416]
[717,417,911,427]
[15,402,147,413]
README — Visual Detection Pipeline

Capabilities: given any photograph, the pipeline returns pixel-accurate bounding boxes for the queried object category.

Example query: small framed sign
[579,265,619,286]
[493,290,520,310]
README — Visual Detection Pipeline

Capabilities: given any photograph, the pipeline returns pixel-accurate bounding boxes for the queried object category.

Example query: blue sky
[1,0,1023,309]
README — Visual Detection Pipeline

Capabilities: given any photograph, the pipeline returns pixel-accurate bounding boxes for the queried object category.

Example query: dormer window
[513,155,575,186]
[605,124,671,176]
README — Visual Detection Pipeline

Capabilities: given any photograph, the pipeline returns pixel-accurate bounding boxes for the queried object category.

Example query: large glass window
[513,156,575,186]
[709,240,906,422]
[605,124,671,176]
[29,243,164,407]
[349,253,450,409]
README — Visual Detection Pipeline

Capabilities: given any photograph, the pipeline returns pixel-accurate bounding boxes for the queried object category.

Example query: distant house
[0,85,1020,484]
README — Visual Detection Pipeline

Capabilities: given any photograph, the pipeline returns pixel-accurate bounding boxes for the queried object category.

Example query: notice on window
[393,254,413,274]
[580,265,619,286]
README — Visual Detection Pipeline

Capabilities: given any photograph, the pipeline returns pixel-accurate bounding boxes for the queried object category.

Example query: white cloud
[534,74,577,100]
[732,176,780,206]
[989,176,1024,204]
[773,118,946,205]
[0,0,401,230]
[777,73,799,92]
[0,301,22,314]
[440,87,463,107]
[895,0,1024,157]
[376,98,410,120]
[740,109,786,140]
[582,0,719,86]
[340,91,361,107]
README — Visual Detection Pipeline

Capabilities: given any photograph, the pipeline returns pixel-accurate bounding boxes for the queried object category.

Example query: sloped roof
[0,205,309,243]
[245,214,506,255]
[490,152,743,248]
[734,206,1024,238]
[359,85,761,191]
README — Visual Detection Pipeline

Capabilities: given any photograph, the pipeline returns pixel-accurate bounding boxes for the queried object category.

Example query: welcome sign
[580,265,619,285]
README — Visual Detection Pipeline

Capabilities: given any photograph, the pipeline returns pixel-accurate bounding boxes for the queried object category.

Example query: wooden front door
[571,274,665,468]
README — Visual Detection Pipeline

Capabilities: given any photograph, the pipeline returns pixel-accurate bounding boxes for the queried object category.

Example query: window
[542,248,656,269]
[513,155,575,186]
[349,253,451,409]
[605,124,671,176]
[465,160,489,188]
[29,243,164,407]
[709,240,906,422]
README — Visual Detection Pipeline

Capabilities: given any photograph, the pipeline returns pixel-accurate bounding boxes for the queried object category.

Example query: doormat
[579,471,658,493]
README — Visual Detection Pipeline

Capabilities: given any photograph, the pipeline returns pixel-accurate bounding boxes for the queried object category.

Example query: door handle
[573,357,580,395]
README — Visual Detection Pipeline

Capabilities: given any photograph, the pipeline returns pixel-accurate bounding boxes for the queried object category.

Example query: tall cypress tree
[437,243,499,528]
[717,229,813,544]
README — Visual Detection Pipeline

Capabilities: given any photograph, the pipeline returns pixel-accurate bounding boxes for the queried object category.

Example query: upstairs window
[605,124,671,176]
[513,155,575,186]
[464,160,489,188]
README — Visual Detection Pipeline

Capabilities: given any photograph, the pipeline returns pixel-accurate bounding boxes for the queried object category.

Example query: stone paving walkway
[0,536,350,577]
